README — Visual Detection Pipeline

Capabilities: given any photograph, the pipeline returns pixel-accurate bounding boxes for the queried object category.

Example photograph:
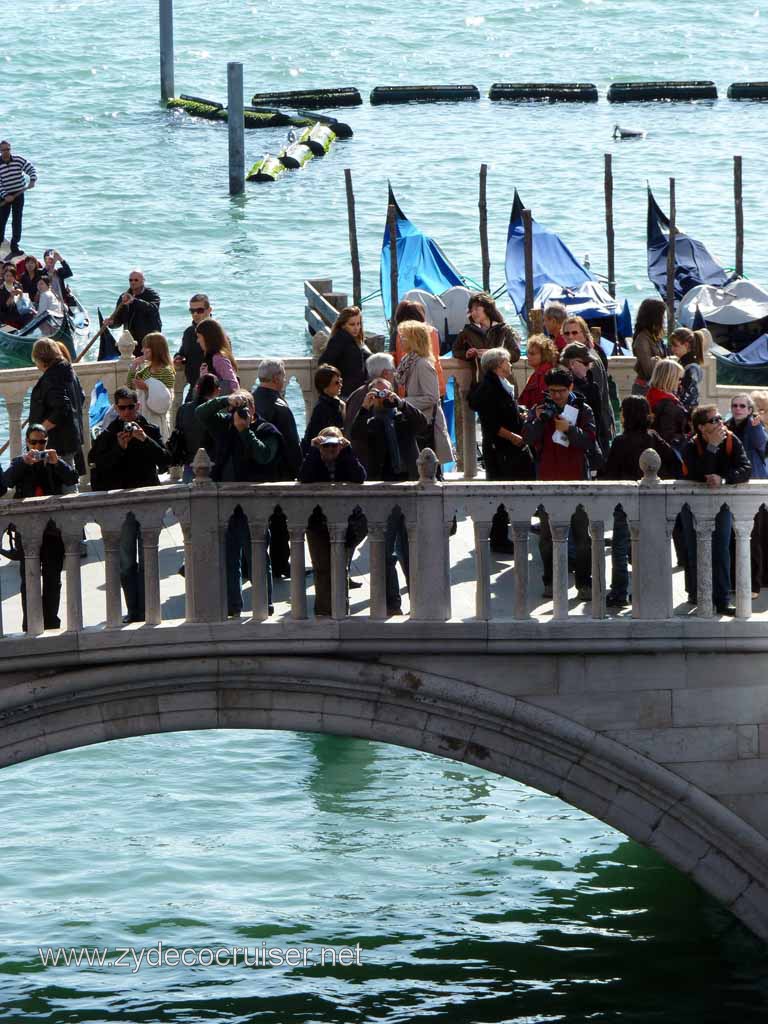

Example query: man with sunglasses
[680,404,751,615]
[104,269,162,354]
[89,387,171,623]
[3,424,78,631]
[174,293,212,399]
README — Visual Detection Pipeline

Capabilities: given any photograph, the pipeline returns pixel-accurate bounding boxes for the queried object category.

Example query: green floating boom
[247,155,290,182]
[167,97,312,129]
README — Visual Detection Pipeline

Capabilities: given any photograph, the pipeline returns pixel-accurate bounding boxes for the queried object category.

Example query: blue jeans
[385,507,409,612]
[119,513,144,620]
[225,507,273,614]
[610,508,630,599]
[680,505,733,607]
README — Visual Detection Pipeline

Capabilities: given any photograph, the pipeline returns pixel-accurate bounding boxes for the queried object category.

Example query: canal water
[2,0,768,1019]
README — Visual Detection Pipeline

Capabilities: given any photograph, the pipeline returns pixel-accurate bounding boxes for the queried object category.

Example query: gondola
[504,190,632,347]
[647,186,731,301]
[0,310,77,369]
[680,278,768,385]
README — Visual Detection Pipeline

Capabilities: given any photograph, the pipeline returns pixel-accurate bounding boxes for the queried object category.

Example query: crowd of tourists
[3,282,766,631]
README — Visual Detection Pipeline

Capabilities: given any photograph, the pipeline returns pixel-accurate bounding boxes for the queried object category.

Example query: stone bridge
[2,451,768,941]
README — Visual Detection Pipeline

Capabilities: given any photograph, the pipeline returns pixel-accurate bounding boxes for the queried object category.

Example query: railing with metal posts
[1,447,766,643]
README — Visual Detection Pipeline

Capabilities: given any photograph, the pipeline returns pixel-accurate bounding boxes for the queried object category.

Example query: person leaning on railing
[2,423,78,632]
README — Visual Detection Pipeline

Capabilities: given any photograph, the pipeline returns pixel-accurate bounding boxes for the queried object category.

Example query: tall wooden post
[522,208,534,318]
[387,203,399,346]
[344,169,362,307]
[604,153,616,298]
[666,178,676,337]
[734,155,744,278]
[159,0,175,101]
[227,62,245,196]
[479,163,490,292]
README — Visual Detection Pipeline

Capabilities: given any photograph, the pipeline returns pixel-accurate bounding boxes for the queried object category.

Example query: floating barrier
[304,122,336,156]
[489,82,598,102]
[369,85,480,105]
[279,142,314,170]
[248,122,338,183]
[297,109,353,139]
[607,80,717,102]
[727,81,768,100]
[250,87,362,108]
[168,95,309,128]
[247,154,289,182]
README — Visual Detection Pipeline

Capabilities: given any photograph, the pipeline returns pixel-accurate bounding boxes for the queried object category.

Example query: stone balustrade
[1,448,767,640]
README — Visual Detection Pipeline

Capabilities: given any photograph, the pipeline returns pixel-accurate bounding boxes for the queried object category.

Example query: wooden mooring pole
[604,153,616,298]
[227,62,245,196]
[344,169,362,307]
[523,208,534,319]
[734,155,744,278]
[387,202,399,346]
[666,177,676,337]
[479,164,490,292]
[159,0,175,101]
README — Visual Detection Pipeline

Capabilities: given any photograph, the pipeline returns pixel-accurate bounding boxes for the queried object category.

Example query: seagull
[613,125,647,140]
[287,128,298,144]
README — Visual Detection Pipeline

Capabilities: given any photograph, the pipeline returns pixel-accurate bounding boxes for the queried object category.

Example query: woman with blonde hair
[127,331,175,438]
[518,333,558,410]
[647,358,686,449]
[395,319,454,466]
[393,298,445,396]
[318,305,371,398]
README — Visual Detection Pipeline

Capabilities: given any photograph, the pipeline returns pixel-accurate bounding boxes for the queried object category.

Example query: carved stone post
[101,529,123,628]
[329,522,348,620]
[367,522,388,620]
[694,514,715,618]
[551,521,571,620]
[62,524,84,633]
[141,526,162,625]
[732,517,753,620]
[588,518,606,620]
[511,520,530,620]
[473,519,491,621]
[288,524,308,620]
[633,449,672,619]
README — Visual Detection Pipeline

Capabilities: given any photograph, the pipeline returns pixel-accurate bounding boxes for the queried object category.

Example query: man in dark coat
[89,387,170,623]
[173,292,210,398]
[351,378,428,614]
[253,358,302,579]
[104,269,161,353]
[3,423,78,631]
[680,404,751,616]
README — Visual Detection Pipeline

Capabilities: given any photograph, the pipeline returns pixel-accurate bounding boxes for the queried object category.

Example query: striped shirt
[0,154,37,197]
[127,364,176,390]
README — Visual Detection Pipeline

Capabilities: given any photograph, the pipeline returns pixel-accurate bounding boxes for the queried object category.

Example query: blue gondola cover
[647,188,730,301]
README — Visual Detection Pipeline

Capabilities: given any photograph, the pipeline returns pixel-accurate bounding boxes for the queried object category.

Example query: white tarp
[679,280,768,327]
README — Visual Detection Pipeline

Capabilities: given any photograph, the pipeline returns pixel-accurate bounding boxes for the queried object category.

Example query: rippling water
[3,1,768,1020]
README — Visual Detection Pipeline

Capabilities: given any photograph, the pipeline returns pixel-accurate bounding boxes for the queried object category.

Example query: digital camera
[29,449,49,462]
[538,397,561,423]
[374,390,389,399]
[234,405,250,421]
[123,421,140,433]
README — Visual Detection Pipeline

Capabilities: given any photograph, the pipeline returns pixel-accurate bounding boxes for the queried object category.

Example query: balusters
[288,524,308,620]
[367,522,388,620]
[101,529,123,628]
[551,521,571,620]
[62,524,84,633]
[589,518,606,620]
[248,518,270,621]
[329,523,348,620]
[141,526,162,625]
[20,522,45,636]
[694,515,715,618]
[473,519,491,620]
[733,517,753,620]
[511,520,530,620]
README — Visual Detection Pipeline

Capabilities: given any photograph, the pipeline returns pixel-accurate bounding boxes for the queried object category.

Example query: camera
[234,405,250,421]
[538,397,561,423]
[123,421,140,434]
[374,389,389,399]
[30,449,49,462]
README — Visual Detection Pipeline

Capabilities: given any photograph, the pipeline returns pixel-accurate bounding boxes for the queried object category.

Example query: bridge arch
[2,653,767,940]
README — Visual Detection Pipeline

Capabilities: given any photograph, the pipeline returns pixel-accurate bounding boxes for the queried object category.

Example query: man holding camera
[3,424,78,631]
[196,389,282,616]
[351,378,428,615]
[524,367,598,601]
[89,386,171,623]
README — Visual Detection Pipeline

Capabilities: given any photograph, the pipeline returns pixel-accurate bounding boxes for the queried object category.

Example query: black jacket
[195,396,281,482]
[175,322,205,391]
[253,385,302,479]
[111,286,162,350]
[468,370,533,481]
[29,360,85,471]
[351,398,428,481]
[175,399,215,465]
[298,446,366,484]
[302,393,345,454]
[681,430,751,485]
[89,416,170,490]
[318,329,371,398]
[3,455,78,498]
[601,428,681,481]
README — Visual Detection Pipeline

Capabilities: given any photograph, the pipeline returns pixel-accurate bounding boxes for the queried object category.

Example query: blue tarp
[381,189,463,321]
[89,380,111,430]
[647,188,730,302]
[714,333,768,366]
[534,281,633,341]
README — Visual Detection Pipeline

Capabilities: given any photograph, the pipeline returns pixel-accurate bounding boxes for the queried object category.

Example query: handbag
[165,427,188,466]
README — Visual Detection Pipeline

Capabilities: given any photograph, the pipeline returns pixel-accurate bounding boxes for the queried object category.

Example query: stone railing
[1,449,766,640]
[0,347,738,482]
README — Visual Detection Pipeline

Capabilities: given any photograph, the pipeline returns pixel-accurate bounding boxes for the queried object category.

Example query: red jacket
[518,362,554,410]
[524,395,597,480]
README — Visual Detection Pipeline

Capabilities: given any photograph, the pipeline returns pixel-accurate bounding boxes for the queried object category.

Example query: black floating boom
[607,80,718,102]
[727,81,768,100]
[489,82,598,102]
[369,85,480,105]
[250,87,362,109]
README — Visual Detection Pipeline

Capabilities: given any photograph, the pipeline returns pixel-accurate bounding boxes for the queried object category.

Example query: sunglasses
[562,329,582,336]
[731,403,749,409]
[705,415,724,425]
[189,307,207,314]
[28,438,47,446]
[117,403,137,411]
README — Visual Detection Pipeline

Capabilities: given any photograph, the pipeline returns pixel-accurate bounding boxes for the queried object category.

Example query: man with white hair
[105,268,162,354]
[253,357,303,579]
[344,351,396,453]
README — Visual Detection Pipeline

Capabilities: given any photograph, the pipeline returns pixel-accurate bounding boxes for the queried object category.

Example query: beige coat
[396,355,455,464]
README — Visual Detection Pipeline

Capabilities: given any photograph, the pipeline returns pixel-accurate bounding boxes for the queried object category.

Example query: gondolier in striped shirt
[0,140,37,257]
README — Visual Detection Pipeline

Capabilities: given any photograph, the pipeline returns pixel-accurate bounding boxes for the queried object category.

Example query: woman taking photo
[394,320,454,466]
[196,318,239,395]
[632,297,667,395]
[319,306,371,398]
[469,347,533,554]
[302,364,346,454]
[127,331,176,439]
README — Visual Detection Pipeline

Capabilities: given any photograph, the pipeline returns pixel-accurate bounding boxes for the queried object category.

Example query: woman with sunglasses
[726,393,768,597]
